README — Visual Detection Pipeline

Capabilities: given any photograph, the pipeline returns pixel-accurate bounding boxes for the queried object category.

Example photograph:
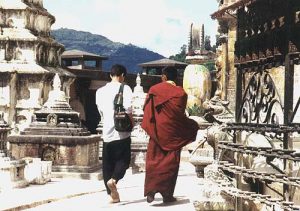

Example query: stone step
[0,152,7,157]
[51,171,102,181]
[0,157,10,162]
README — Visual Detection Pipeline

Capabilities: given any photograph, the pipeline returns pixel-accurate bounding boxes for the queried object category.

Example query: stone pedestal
[130,116,149,173]
[189,144,214,177]
[0,114,28,190]
[131,135,148,173]
[9,126,100,174]
[0,158,28,190]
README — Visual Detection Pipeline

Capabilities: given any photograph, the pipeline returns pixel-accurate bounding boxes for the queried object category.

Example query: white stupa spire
[43,73,71,110]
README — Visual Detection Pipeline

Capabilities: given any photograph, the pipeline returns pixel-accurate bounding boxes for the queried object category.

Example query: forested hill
[51,28,164,73]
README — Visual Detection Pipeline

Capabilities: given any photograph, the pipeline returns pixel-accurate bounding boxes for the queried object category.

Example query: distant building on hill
[138,58,187,86]
[61,49,108,76]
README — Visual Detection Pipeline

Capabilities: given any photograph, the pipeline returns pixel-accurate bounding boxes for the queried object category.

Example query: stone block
[23,157,52,184]
[0,159,28,190]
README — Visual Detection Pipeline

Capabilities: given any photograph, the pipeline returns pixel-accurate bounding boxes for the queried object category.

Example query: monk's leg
[145,141,181,201]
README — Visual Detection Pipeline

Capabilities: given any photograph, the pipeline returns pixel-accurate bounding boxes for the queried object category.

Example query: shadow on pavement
[151,197,190,207]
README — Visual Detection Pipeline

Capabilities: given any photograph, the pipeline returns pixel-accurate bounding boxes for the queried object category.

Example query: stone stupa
[130,73,149,173]
[0,0,74,133]
[8,74,100,174]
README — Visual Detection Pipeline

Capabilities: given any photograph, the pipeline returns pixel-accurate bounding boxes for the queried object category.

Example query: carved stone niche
[47,113,58,126]
[37,45,46,64]
[41,146,56,162]
[0,76,10,106]
[17,79,30,101]
[5,42,14,61]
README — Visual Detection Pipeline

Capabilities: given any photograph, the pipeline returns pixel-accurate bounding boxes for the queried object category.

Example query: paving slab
[0,162,200,211]
[0,178,104,211]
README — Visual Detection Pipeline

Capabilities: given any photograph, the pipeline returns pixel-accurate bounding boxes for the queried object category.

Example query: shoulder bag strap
[114,83,124,107]
[119,83,124,94]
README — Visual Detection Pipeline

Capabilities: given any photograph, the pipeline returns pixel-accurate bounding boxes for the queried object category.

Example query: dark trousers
[102,137,131,194]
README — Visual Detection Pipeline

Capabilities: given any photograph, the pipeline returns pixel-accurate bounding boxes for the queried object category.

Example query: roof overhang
[211,0,256,19]
[61,55,108,60]
[138,63,187,68]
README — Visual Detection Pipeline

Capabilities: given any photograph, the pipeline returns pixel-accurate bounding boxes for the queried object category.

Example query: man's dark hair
[110,64,127,77]
[162,66,177,81]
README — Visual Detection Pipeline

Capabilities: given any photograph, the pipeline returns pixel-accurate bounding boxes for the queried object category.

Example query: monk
[142,66,199,203]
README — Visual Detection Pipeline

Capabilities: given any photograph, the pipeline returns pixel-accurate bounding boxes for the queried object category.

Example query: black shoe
[146,192,155,203]
[163,196,176,203]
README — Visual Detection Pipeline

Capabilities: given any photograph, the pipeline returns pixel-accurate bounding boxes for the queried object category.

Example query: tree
[169,44,187,62]
[204,36,212,51]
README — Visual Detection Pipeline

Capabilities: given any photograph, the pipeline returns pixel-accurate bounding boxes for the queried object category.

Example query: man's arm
[128,113,134,128]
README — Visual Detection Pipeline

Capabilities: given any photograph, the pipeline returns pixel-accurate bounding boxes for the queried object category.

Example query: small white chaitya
[130,74,149,173]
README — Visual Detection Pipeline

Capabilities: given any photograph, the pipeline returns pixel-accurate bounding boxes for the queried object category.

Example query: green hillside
[51,28,164,73]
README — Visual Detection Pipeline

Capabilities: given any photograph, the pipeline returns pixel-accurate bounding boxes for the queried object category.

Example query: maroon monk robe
[142,82,199,197]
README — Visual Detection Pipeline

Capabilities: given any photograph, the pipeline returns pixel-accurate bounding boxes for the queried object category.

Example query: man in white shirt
[96,64,133,203]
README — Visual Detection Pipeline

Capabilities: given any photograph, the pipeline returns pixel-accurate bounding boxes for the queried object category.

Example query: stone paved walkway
[0,162,202,211]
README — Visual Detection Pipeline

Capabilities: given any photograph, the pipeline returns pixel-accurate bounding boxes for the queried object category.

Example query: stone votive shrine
[8,74,100,173]
[0,113,28,190]
[130,73,149,173]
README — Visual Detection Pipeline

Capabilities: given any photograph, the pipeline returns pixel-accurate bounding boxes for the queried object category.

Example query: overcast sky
[44,0,219,57]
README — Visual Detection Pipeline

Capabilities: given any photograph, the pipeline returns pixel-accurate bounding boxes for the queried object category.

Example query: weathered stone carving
[47,113,58,126]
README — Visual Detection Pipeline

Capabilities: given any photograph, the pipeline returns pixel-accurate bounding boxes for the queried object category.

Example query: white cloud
[44,0,218,57]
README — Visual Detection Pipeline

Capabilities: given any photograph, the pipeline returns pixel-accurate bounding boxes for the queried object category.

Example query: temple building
[138,58,187,87]
[139,58,187,75]
[61,49,108,133]
[0,0,74,133]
